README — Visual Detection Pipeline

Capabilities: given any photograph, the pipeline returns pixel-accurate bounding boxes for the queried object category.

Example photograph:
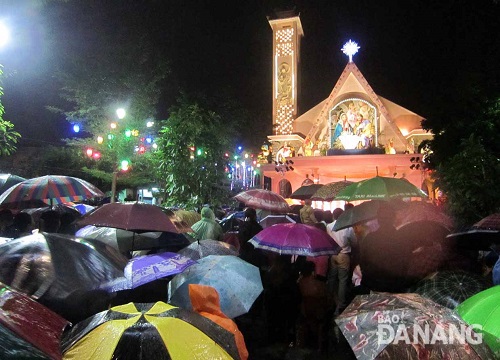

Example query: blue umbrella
[168,255,263,318]
[100,252,196,291]
[494,257,500,285]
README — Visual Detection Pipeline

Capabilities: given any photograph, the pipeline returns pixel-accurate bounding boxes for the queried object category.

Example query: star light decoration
[341,39,360,63]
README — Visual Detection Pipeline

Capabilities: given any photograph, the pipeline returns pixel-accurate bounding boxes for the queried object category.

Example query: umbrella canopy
[61,301,241,360]
[310,180,354,202]
[234,189,290,213]
[334,176,427,201]
[0,283,70,360]
[173,209,202,228]
[333,200,387,231]
[169,255,263,319]
[395,201,454,230]
[100,252,196,292]
[0,232,127,323]
[78,202,179,233]
[336,292,494,360]
[249,223,341,257]
[0,175,104,207]
[457,285,500,358]
[289,184,324,200]
[76,225,190,254]
[22,204,82,225]
[0,174,25,195]
[411,270,491,309]
[447,213,500,251]
[178,240,238,260]
[259,214,297,229]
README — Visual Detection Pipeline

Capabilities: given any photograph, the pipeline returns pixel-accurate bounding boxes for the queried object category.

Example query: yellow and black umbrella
[61,302,241,360]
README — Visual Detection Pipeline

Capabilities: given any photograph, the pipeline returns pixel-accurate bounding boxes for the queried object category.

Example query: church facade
[260,11,434,203]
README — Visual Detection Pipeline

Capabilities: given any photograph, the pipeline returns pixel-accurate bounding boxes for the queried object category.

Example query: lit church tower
[268,10,303,137]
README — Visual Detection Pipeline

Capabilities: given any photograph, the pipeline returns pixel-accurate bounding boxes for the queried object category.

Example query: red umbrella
[473,213,500,230]
[249,223,341,257]
[0,282,70,359]
[78,202,179,233]
[234,189,290,213]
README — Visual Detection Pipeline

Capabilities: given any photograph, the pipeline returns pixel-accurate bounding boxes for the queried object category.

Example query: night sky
[1,0,499,147]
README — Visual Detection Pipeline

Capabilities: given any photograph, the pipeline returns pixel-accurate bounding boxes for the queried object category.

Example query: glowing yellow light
[110,122,117,129]
[97,136,103,144]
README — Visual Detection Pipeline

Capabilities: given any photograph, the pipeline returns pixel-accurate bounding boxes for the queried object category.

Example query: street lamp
[116,108,126,120]
[0,21,9,48]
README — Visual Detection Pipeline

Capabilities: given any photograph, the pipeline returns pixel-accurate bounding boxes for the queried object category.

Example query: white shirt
[327,220,353,254]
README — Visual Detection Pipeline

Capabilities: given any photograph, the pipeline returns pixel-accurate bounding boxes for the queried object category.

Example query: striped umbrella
[61,302,241,360]
[0,175,104,207]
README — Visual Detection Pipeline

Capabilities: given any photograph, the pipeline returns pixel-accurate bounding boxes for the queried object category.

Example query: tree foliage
[423,92,500,227]
[0,67,21,156]
[154,94,237,209]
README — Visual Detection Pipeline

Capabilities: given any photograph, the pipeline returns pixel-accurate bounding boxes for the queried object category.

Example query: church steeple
[268,9,303,136]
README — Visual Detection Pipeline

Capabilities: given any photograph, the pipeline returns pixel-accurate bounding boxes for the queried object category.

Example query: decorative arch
[278,178,292,198]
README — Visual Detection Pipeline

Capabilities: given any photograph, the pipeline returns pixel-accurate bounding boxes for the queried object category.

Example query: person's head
[340,113,347,121]
[13,212,34,234]
[304,199,312,206]
[300,261,316,277]
[356,113,363,121]
[244,207,257,221]
[39,210,61,233]
[200,206,215,220]
[332,207,344,220]
[0,209,13,228]
[345,203,354,211]
[377,203,396,228]
[323,210,333,223]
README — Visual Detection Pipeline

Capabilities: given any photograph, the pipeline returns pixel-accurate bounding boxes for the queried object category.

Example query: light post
[0,21,9,48]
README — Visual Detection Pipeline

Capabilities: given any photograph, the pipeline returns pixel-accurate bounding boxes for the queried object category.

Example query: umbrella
[173,209,202,227]
[78,202,179,233]
[249,223,341,257]
[310,180,354,202]
[21,204,82,226]
[335,292,494,360]
[100,252,196,291]
[0,283,70,360]
[0,174,25,195]
[76,225,190,254]
[447,213,500,251]
[334,176,427,201]
[290,184,324,200]
[258,214,297,229]
[0,175,104,207]
[234,189,290,213]
[395,201,454,230]
[494,258,500,285]
[0,232,128,323]
[333,200,388,231]
[178,240,239,260]
[411,270,491,309]
[168,255,263,319]
[61,302,241,360]
[457,285,500,358]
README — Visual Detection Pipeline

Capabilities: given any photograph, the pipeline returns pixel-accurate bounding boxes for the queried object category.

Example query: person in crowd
[189,284,249,360]
[4,212,34,238]
[39,210,61,233]
[238,207,267,269]
[359,203,410,292]
[263,254,300,345]
[300,199,317,225]
[190,206,223,241]
[238,207,263,247]
[327,208,355,315]
[58,212,78,234]
[307,222,329,282]
[295,261,328,352]
[0,209,13,237]
[322,210,333,225]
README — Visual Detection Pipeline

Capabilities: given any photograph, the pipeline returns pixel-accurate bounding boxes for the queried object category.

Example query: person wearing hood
[189,284,249,360]
[190,207,224,241]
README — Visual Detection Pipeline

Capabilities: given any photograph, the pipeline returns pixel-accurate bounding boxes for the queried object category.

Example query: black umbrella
[0,232,128,323]
[290,184,324,200]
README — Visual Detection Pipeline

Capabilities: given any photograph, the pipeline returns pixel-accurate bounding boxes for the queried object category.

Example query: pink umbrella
[249,223,341,257]
[234,189,290,213]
